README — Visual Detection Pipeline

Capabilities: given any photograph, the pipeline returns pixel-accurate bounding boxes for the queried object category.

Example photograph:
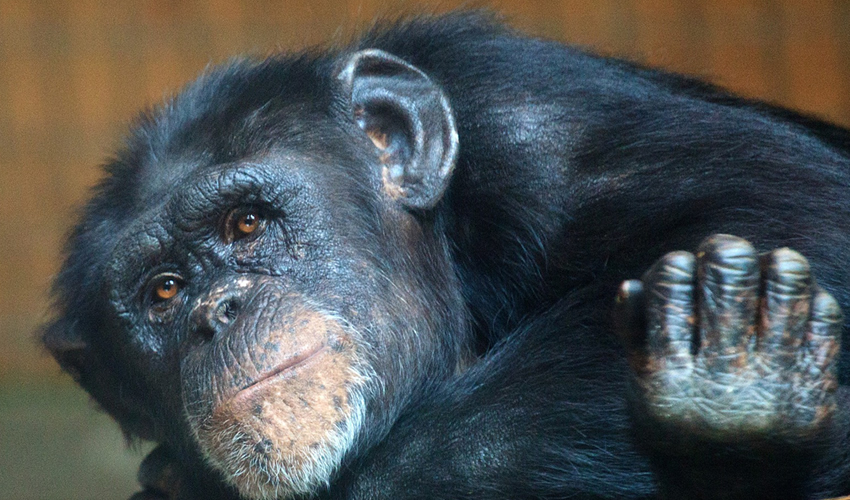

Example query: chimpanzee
[44,11,850,500]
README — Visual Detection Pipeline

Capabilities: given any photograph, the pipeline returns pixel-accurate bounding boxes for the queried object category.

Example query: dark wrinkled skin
[45,12,850,500]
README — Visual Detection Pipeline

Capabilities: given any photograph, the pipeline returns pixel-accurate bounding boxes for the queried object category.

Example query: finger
[807,287,843,387]
[614,279,646,350]
[643,251,697,373]
[138,446,182,497]
[696,234,759,369]
[758,248,812,362]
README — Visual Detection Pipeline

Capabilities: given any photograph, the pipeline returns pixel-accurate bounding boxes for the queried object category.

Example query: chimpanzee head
[43,48,468,499]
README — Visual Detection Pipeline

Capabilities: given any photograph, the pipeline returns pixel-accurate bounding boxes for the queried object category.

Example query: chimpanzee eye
[224,207,266,242]
[150,274,183,303]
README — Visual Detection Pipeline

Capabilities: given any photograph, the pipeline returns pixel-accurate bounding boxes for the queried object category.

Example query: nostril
[215,299,240,326]
[192,294,243,341]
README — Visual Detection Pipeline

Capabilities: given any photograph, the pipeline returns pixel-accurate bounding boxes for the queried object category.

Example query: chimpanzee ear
[42,319,88,381]
[338,49,458,210]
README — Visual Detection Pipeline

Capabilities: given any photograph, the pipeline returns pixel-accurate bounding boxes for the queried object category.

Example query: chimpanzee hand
[128,446,236,500]
[615,234,846,498]
[129,446,186,500]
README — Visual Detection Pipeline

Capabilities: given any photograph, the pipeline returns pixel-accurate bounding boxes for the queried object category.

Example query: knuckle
[766,248,811,283]
[659,251,696,280]
[813,290,843,323]
[700,234,757,261]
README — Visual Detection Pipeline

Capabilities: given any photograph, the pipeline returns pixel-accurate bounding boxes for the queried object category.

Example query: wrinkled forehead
[105,153,294,249]
[125,120,349,216]
[129,123,290,210]
[124,79,342,212]
[98,144,370,274]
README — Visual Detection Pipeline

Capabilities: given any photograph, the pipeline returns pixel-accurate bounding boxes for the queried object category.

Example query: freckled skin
[199,344,354,482]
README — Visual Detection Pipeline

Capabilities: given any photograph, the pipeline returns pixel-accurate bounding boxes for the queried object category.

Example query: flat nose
[191,290,242,340]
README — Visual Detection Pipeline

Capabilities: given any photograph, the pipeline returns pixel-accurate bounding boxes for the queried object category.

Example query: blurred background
[1,0,849,498]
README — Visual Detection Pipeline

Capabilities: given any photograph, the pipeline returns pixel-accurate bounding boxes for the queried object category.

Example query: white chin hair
[204,385,368,500]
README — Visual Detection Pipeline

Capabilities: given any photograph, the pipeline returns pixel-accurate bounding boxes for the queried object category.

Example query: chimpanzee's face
[45,49,464,499]
[105,152,380,498]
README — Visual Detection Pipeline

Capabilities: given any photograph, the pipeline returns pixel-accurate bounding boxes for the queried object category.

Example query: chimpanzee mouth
[232,344,327,402]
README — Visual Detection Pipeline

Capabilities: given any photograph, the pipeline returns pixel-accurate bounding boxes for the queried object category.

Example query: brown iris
[224,207,265,242]
[236,212,260,236]
[154,277,180,302]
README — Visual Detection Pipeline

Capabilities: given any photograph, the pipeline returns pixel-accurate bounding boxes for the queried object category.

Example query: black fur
[46,12,850,499]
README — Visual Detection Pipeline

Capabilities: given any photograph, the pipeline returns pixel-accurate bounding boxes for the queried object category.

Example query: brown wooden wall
[2,0,849,381]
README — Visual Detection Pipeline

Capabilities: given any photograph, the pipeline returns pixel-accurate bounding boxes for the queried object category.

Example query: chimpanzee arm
[331,310,658,500]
